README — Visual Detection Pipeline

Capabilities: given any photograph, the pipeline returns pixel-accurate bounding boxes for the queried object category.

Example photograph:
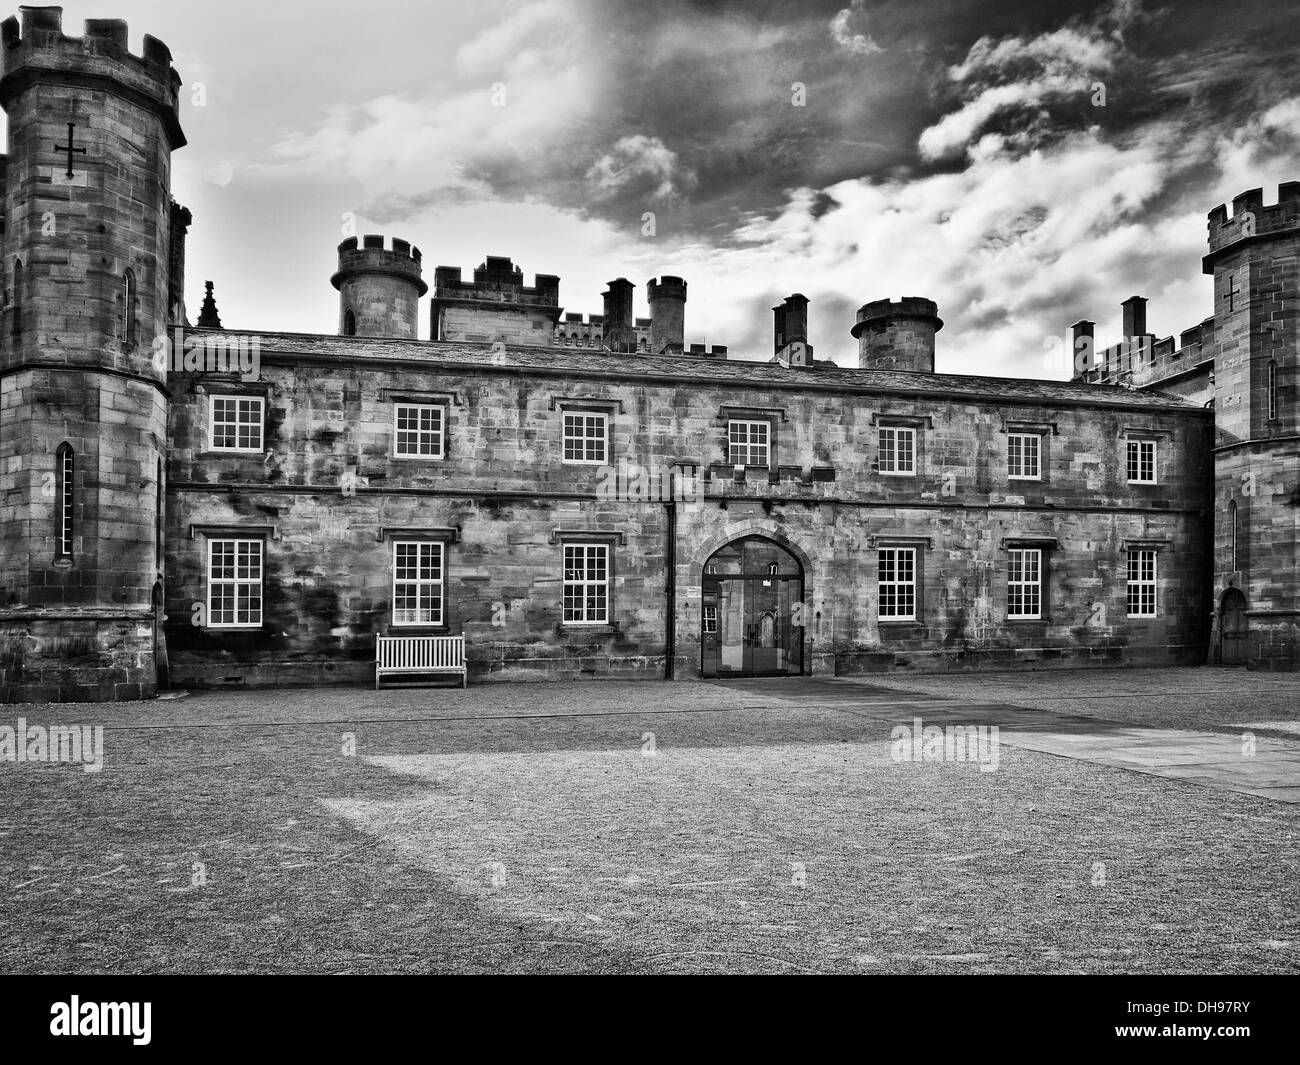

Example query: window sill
[203,449,266,457]
[557,622,618,635]
[387,625,451,635]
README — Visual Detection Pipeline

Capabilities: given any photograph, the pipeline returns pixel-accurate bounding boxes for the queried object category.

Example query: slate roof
[186,328,1207,413]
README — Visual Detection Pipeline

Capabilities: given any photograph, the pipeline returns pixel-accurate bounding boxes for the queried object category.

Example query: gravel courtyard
[1,667,1297,974]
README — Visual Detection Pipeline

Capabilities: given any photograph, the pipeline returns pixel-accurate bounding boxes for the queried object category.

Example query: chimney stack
[647,275,686,354]
[774,294,814,366]
[1121,295,1148,340]
[602,278,635,352]
[1071,320,1095,376]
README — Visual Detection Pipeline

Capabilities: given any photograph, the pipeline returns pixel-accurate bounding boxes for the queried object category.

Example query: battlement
[850,297,943,337]
[0,7,185,148]
[1076,318,1215,387]
[646,275,687,300]
[1204,181,1300,269]
[331,235,427,296]
[432,256,560,308]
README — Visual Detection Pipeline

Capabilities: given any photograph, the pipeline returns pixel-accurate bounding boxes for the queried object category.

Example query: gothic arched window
[55,442,74,562]
[11,258,22,340]
[344,309,356,336]
[1229,500,1238,572]
[122,268,137,349]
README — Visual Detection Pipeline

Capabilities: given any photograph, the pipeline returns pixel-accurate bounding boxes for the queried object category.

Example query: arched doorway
[1219,587,1248,665]
[701,536,804,677]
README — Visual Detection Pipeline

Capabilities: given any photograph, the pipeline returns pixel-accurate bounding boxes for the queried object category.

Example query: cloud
[918,0,1142,161]
[830,2,884,57]
[586,135,694,202]
[266,0,598,213]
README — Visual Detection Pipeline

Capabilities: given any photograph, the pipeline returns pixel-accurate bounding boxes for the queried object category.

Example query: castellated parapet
[430,255,561,346]
[1204,181,1300,267]
[332,235,426,338]
[852,297,942,373]
[0,7,184,149]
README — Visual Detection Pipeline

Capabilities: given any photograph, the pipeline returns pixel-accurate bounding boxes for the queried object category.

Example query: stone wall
[163,345,1213,686]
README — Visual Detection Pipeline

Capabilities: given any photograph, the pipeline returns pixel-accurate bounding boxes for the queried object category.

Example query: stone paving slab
[710,676,1300,803]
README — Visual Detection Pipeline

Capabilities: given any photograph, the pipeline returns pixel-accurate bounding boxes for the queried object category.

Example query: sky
[9,0,1300,376]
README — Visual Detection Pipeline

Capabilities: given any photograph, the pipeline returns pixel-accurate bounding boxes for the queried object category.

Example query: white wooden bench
[375,635,467,689]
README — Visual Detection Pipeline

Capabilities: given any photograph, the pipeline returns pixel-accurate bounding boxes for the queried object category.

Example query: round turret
[647,275,686,354]
[331,235,427,338]
[851,297,943,373]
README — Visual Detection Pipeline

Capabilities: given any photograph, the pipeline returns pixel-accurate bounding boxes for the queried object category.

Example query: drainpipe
[665,499,676,679]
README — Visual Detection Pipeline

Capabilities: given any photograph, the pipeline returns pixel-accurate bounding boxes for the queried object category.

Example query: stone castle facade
[0,8,1292,702]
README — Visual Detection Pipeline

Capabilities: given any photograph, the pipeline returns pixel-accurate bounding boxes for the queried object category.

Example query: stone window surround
[198,384,272,455]
[196,530,269,631]
[552,530,623,633]
[1121,426,1169,486]
[1001,536,1058,623]
[379,528,456,634]
[871,413,930,478]
[718,406,786,472]
[380,389,462,462]
[552,396,621,466]
[871,535,932,626]
[1001,419,1058,485]
[390,400,448,461]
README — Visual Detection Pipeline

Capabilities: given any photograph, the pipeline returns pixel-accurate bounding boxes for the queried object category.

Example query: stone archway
[698,534,806,678]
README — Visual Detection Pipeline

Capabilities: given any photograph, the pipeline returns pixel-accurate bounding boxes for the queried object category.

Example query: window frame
[206,537,264,629]
[1126,548,1158,618]
[1125,438,1157,484]
[54,442,74,563]
[562,541,611,625]
[726,418,771,468]
[561,410,610,465]
[702,603,718,634]
[1007,547,1043,620]
[122,268,137,351]
[208,394,265,453]
[877,425,916,476]
[392,402,446,460]
[390,539,446,627]
[877,546,918,621]
[1007,432,1042,481]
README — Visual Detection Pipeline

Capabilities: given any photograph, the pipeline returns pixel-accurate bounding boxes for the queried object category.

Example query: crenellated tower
[332,234,425,338]
[0,7,186,701]
[852,297,943,373]
[1204,183,1300,668]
